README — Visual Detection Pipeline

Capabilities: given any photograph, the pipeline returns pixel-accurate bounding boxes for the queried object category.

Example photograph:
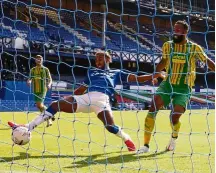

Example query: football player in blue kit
[8,51,165,151]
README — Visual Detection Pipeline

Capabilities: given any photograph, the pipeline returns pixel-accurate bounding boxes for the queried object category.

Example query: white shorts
[73,92,112,115]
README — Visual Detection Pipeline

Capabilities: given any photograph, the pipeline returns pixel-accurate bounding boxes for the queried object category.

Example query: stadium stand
[0,1,214,57]
[0,0,215,111]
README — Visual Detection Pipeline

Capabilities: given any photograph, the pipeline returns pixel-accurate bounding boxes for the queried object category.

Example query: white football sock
[26,111,53,131]
[115,128,130,142]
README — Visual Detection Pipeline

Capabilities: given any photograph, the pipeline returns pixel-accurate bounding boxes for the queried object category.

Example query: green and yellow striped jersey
[162,40,208,87]
[30,66,51,93]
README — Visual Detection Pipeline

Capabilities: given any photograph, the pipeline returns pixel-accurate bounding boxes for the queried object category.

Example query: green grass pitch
[0,110,215,173]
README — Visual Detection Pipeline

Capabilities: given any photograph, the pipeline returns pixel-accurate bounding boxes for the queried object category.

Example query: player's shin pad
[144,114,155,145]
[170,121,181,138]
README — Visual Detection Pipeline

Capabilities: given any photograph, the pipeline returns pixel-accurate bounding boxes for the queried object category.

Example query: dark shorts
[156,81,191,109]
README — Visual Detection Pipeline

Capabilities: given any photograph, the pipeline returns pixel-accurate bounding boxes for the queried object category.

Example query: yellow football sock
[170,121,181,138]
[144,114,155,145]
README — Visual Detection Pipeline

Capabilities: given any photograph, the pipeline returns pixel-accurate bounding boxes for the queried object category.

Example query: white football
[11,126,31,145]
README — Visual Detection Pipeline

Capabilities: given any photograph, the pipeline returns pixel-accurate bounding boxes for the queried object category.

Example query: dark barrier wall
[0,81,51,100]
[0,81,6,99]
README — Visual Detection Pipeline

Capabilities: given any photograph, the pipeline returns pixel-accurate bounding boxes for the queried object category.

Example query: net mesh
[0,0,215,172]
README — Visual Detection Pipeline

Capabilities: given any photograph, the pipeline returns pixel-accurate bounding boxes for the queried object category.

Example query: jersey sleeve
[195,44,208,62]
[162,42,170,60]
[45,68,52,81]
[117,70,130,83]
[82,70,90,87]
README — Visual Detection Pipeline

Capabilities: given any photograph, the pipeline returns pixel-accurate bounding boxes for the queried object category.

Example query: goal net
[0,0,215,172]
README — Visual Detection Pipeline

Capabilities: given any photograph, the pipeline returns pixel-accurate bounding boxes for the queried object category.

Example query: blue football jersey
[82,68,130,100]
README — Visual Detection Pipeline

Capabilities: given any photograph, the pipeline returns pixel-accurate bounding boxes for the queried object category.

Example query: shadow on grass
[0,151,120,163]
[64,150,184,169]
[0,150,189,169]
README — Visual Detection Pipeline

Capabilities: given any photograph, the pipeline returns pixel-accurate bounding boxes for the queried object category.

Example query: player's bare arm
[196,44,215,71]
[27,69,33,86]
[128,71,166,83]
[27,78,32,86]
[151,58,168,85]
[47,69,53,89]
[156,58,167,72]
[206,57,215,71]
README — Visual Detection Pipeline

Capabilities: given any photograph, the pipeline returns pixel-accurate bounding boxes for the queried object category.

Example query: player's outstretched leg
[97,110,136,152]
[8,96,77,131]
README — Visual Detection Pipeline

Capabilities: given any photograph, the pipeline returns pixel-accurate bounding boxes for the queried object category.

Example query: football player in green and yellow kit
[137,20,215,154]
[27,55,53,127]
